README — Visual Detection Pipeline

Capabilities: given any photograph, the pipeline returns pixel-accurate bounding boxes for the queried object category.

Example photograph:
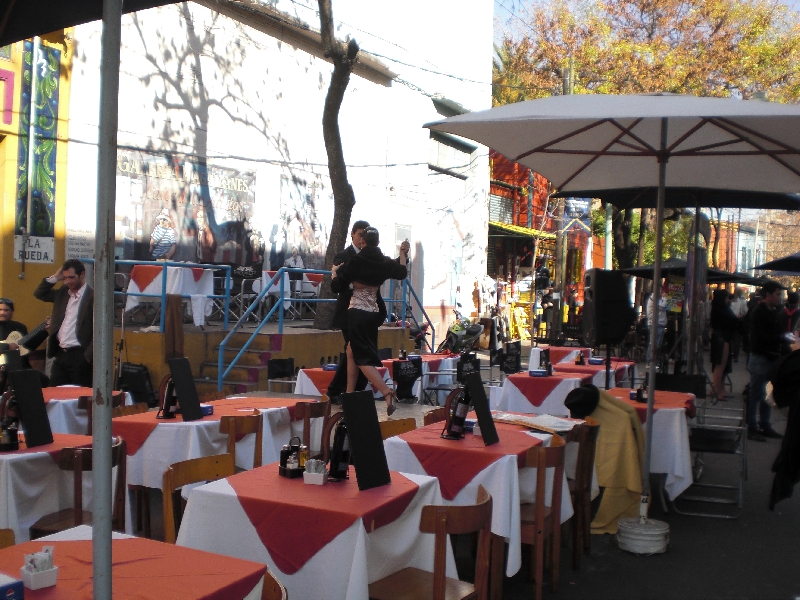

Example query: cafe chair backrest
[219,410,263,469]
[162,453,236,544]
[379,417,416,440]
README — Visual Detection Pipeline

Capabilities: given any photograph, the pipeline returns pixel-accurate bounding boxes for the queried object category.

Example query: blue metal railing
[85,259,232,332]
[216,268,435,390]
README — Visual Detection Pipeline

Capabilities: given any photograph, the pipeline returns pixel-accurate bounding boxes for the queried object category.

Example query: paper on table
[492,411,581,432]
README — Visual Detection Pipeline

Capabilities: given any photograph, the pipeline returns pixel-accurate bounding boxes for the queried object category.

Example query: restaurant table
[536,345,591,364]
[124,264,214,316]
[0,526,268,599]
[294,367,390,398]
[178,465,454,600]
[491,372,592,416]
[44,386,132,435]
[252,270,292,309]
[381,354,460,401]
[0,434,111,543]
[111,396,320,490]
[552,358,636,388]
[606,387,695,500]
[383,422,573,579]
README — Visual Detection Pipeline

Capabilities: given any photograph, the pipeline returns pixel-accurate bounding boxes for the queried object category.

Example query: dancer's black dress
[332,246,407,366]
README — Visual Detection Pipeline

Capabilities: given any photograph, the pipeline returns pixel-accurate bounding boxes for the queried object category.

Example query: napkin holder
[322,363,338,371]
[529,369,548,377]
[0,573,23,599]
[20,566,58,591]
[200,403,214,416]
[303,471,328,485]
[588,357,605,365]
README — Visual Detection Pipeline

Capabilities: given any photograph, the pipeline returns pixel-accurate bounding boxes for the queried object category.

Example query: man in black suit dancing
[326,220,371,399]
[34,258,94,387]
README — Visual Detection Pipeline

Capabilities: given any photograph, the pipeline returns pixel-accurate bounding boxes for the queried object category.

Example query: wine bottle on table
[328,417,350,480]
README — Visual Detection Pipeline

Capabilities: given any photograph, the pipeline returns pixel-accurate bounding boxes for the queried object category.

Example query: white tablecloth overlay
[491,376,582,417]
[178,472,455,600]
[646,407,693,500]
[47,389,133,435]
[383,433,572,577]
[0,446,125,543]
[124,266,214,314]
[252,271,292,309]
[39,525,263,600]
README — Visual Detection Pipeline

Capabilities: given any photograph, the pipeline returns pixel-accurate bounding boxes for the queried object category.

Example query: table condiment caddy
[278,436,307,478]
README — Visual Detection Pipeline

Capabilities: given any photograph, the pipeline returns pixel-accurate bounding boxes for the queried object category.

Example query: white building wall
[65,0,492,319]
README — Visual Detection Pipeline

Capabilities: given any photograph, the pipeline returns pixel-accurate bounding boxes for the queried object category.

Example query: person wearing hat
[150,208,177,260]
[747,281,788,441]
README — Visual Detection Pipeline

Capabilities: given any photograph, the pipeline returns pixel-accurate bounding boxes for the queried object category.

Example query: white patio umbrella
[427,92,800,540]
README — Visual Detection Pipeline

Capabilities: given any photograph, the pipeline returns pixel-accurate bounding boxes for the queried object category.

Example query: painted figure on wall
[149,208,177,260]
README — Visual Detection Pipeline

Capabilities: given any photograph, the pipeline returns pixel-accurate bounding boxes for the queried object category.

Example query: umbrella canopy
[622,258,732,280]
[426,93,800,194]
[427,92,800,524]
[550,187,800,211]
[0,0,170,46]
[754,252,800,273]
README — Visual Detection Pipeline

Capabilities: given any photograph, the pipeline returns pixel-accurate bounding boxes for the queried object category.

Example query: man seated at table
[34,259,94,387]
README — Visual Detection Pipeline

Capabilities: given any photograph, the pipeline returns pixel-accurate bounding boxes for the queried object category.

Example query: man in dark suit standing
[34,258,94,387]
[326,220,371,399]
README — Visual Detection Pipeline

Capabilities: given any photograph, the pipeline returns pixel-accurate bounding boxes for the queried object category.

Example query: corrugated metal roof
[488,221,556,240]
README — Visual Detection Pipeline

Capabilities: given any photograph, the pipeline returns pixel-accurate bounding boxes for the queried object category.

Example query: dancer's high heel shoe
[384,391,397,417]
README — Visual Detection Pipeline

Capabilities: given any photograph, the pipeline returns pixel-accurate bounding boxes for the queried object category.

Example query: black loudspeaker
[582,269,636,346]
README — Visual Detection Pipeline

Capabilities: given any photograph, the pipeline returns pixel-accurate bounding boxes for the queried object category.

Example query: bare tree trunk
[634,207,649,308]
[313,0,360,329]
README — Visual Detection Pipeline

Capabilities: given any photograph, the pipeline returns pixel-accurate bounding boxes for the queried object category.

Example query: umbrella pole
[643,118,668,516]
[92,0,122,597]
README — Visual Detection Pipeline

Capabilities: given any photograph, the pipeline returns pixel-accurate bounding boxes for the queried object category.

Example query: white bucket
[616,518,669,555]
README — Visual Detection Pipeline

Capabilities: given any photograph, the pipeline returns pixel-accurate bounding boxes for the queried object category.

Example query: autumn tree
[493,0,800,268]
[313,0,360,329]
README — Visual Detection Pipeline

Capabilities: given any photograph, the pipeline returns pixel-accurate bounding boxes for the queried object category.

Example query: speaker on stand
[582,269,637,388]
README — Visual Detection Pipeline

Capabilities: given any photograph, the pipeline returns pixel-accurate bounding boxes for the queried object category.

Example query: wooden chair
[30,438,127,540]
[520,434,565,600]
[321,412,343,464]
[76,390,126,435]
[566,416,600,569]
[115,403,149,418]
[162,453,235,544]
[0,529,14,549]
[423,406,447,427]
[292,400,330,458]
[219,410,263,470]
[262,569,288,600]
[379,417,416,440]
[109,402,151,538]
[368,486,493,600]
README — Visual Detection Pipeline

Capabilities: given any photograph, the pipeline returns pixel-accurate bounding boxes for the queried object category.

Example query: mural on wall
[15,39,60,263]
[115,150,257,266]
[260,174,331,272]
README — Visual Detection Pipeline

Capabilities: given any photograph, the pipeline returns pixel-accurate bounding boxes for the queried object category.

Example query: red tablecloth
[227,465,419,575]
[606,387,696,423]
[504,372,592,407]
[399,422,542,500]
[381,355,444,378]
[42,388,124,404]
[0,538,266,599]
[129,265,205,291]
[298,367,387,395]
[112,397,307,455]
[9,433,92,462]
[544,346,590,363]
[553,359,634,384]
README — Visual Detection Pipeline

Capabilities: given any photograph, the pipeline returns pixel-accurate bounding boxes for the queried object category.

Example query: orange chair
[292,400,330,458]
[219,409,263,470]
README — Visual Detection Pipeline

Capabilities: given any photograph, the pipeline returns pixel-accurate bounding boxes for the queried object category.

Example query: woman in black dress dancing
[331,227,407,415]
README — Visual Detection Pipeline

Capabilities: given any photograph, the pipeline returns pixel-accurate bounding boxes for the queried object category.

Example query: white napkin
[190,295,208,326]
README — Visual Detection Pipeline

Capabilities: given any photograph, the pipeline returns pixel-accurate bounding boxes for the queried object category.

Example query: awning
[488,221,556,240]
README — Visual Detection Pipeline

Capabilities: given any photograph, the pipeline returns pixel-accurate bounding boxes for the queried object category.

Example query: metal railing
[85,259,232,332]
[216,267,435,390]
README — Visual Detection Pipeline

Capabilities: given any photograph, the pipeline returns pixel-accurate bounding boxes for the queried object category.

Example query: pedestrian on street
[747,282,789,441]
